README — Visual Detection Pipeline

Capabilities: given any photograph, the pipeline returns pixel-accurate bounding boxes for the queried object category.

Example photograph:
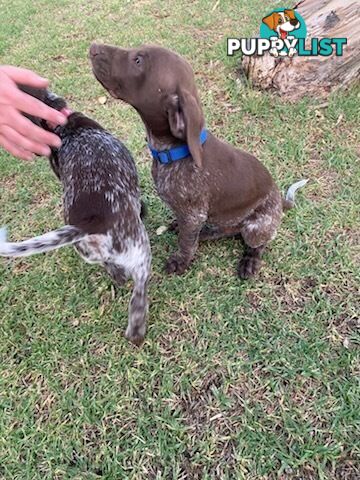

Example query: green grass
[0,1,359,478]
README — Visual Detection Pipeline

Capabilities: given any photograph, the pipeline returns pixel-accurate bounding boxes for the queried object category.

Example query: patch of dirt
[276,459,360,480]
[320,280,359,348]
[158,307,201,352]
[266,274,318,314]
[305,157,341,202]
[19,372,58,424]
[179,369,226,431]
[161,368,246,478]
[1,174,19,193]
[82,423,102,450]
[334,461,360,480]
[29,188,59,210]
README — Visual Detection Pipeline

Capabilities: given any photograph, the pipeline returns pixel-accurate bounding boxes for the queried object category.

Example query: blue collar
[148,129,208,165]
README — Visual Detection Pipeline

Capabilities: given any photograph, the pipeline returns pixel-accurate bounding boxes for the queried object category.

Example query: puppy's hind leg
[238,244,266,279]
[238,189,283,279]
[124,236,151,346]
[125,267,150,346]
[104,262,127,287]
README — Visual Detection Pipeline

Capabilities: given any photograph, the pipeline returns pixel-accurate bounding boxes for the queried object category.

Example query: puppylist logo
[227,6,347,58]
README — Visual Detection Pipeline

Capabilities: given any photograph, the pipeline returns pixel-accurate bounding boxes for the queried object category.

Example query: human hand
[0,66,69,160]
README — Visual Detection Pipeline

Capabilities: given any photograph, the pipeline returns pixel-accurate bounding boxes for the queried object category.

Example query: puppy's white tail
[0,225,86,257]
[283,179,309,210]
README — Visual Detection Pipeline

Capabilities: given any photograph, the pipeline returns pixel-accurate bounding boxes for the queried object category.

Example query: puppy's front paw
[288,47,297,58]
[270,48,279,58]
[237,256,262,279]
[165,254,189,275]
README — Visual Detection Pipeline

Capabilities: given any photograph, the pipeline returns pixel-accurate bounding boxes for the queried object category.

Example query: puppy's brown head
[90,43,205,168]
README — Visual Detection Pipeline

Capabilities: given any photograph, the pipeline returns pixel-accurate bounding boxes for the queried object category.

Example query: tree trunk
[241,0,360,101]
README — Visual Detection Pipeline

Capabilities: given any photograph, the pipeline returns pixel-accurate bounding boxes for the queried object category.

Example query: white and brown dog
[263,9,300,57]
[0,86,151,346]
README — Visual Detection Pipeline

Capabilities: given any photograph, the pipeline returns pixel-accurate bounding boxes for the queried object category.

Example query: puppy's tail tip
[283,179,309,210]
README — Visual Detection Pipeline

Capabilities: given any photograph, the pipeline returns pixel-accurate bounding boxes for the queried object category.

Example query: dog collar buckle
[157,150,173,165]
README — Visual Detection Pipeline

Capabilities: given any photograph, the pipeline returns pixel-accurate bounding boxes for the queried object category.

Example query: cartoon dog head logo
[262,9,300,40]
[259,7,307,57]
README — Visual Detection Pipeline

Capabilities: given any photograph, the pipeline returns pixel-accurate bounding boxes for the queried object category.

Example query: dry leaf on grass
[156,225,168,236]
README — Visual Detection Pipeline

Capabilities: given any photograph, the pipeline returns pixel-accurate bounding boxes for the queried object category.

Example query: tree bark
[241,0,360,101]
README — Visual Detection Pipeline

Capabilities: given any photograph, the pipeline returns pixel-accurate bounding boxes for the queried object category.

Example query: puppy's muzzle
[90,43,101,57]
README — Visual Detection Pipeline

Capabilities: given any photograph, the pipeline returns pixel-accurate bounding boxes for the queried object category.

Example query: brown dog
[90,44,307,278]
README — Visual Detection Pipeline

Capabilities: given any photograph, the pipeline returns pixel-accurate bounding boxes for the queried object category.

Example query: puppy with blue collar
[90,44,307,278]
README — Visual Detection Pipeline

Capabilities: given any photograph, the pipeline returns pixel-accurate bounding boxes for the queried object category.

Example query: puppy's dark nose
[290,19,299,26]
[90,43,100,57]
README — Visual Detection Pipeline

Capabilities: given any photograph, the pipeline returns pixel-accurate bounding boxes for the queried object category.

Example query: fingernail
[42,147,51,156]
[53,138,62,148]
[57,114,67,125]
[62,108,72,117]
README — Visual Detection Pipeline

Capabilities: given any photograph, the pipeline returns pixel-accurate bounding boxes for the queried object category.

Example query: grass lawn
[0,0,359,478]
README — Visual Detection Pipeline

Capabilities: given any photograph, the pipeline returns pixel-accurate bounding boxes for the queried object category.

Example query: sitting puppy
[0,87,151,345]
[90,44,307,278]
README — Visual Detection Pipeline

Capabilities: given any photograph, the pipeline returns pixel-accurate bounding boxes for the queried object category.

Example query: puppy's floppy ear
[262,12,277,31]
[17,85,47,127]
[18,84,47,101]
[17,86,67,129]
[44,91,67,111]
[284,9,296,19]
[166,89,204,169]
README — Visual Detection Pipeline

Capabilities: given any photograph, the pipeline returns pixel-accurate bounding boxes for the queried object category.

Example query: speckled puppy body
[0,93,151,345]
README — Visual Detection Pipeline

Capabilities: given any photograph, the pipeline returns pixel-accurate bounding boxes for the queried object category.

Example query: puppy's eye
[278,18,283,24]
[134,56,143,66]
[285,15,290,21]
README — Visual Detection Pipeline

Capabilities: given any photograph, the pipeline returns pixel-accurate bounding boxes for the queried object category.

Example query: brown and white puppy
[262,9,300,40]
[0,86,151,345]
[90,44,307,278]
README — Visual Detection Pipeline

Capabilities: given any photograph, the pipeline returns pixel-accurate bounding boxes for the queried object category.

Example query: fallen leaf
[156,225,168,236]
[111,285,116,300]
[336,113,344,126]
